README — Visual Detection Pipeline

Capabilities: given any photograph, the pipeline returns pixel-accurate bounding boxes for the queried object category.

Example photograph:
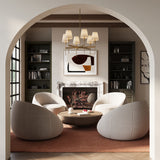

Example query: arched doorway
[5,4,154,160]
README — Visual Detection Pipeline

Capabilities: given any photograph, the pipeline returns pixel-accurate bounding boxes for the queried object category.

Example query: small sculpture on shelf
[31,55,41,62]
[113,47,120,54]
[126,81,132,89]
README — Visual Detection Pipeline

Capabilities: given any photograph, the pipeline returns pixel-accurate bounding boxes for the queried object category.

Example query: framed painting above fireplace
[64,50,97,75]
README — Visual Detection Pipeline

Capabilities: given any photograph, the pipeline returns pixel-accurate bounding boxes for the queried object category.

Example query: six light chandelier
[62,9,99,51]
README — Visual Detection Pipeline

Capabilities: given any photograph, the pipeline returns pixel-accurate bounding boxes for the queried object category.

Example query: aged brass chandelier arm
[79,9,81,34]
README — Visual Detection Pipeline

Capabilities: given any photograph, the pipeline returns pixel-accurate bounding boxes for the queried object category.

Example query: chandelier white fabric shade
[62,9,99,50]
[62,29,99,44]
[92,32,99,41]
[62,29,99,50]
[87,35,94,45]
[62,33,68,43]
[80,29,88,39]
[65,30,73,40]
[73,36,80,45]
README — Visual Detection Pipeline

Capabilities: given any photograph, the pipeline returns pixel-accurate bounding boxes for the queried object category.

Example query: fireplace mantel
[57,81,104,98]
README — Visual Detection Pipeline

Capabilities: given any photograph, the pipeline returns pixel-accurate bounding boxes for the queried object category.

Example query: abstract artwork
[64,50,97,75]
[140,51,150,84]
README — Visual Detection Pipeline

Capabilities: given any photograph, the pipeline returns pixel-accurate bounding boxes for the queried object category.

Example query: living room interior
[10,6,150,160]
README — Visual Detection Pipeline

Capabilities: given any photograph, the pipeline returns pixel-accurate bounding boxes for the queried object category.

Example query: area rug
[11,124,149,152]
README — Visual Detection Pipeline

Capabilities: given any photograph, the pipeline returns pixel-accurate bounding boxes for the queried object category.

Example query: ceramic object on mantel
[87,93,96,104]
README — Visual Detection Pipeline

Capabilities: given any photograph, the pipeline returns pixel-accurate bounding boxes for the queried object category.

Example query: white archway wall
[1,1,159,160]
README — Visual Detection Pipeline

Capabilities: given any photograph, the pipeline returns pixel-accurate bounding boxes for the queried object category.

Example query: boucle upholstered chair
[32,92,67,115]
[92,92,126,115]
[97,101,149,140]
[11,101,63,140]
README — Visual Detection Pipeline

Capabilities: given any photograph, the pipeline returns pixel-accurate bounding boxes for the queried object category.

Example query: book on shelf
[39,67,48,71]
[41,60,50,62]
[39,49,48,54]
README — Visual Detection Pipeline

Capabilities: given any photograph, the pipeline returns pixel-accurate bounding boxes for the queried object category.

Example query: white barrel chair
[92,92,126,115]
[11,101,63,140]
[97,101,149,140]
[32,92,67,115]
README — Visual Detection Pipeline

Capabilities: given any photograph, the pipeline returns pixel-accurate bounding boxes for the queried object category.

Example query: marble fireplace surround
[57,81,104,99]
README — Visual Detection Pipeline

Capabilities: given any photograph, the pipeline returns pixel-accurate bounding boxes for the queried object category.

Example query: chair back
[32,92,66,106]
[108,92,126,107]
[92,92,126,110]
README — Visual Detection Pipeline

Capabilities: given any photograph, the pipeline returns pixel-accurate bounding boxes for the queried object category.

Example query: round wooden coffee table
[58,110,102,126]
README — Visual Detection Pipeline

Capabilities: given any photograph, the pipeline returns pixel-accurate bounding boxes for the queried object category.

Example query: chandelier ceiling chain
[79,9,81,33]
[62,8,99,51]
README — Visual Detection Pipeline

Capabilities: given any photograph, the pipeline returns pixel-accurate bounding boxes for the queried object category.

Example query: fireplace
[57,81,104,109]
[63,87,97,109]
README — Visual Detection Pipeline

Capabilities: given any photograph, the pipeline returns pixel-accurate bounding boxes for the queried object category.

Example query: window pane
[16,72,19,82]
[16,61,19,70]
[12,96,16,104]
[17,51,20,59]
[16,84,19,94]
[16,95,20,101]
[13,84,16,95]
[12,72,16,82]
[16,41,20,48]
[15,50,17,59]
[12,60,16,70]
[12,48,16,58]
[10,84,12,95]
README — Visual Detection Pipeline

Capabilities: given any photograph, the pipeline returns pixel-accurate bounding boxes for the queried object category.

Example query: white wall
[52,28,108,94]
[0,1,160,160]
[109,28,149,106]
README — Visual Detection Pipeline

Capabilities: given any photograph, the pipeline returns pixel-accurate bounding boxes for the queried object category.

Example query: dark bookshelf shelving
[109,41,135,103]
[25,41,52,102]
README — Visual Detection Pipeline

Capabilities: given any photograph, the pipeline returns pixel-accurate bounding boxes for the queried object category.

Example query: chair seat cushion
[43,104,66,115]
[94,104,115,115]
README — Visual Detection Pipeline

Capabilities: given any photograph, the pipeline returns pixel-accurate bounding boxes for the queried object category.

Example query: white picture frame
[64,50,97,75]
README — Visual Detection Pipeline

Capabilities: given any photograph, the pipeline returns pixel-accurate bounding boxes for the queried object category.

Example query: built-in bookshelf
[25,41,51,102]
[109,41,135,103]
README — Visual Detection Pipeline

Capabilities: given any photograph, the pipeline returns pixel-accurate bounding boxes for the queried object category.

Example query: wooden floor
[10,152,150,160]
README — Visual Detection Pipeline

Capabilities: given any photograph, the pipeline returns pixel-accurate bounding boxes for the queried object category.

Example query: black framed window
[10,40,20,108]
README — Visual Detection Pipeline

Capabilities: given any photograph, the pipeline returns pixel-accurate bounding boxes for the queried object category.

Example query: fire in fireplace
[63,87,97,109]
